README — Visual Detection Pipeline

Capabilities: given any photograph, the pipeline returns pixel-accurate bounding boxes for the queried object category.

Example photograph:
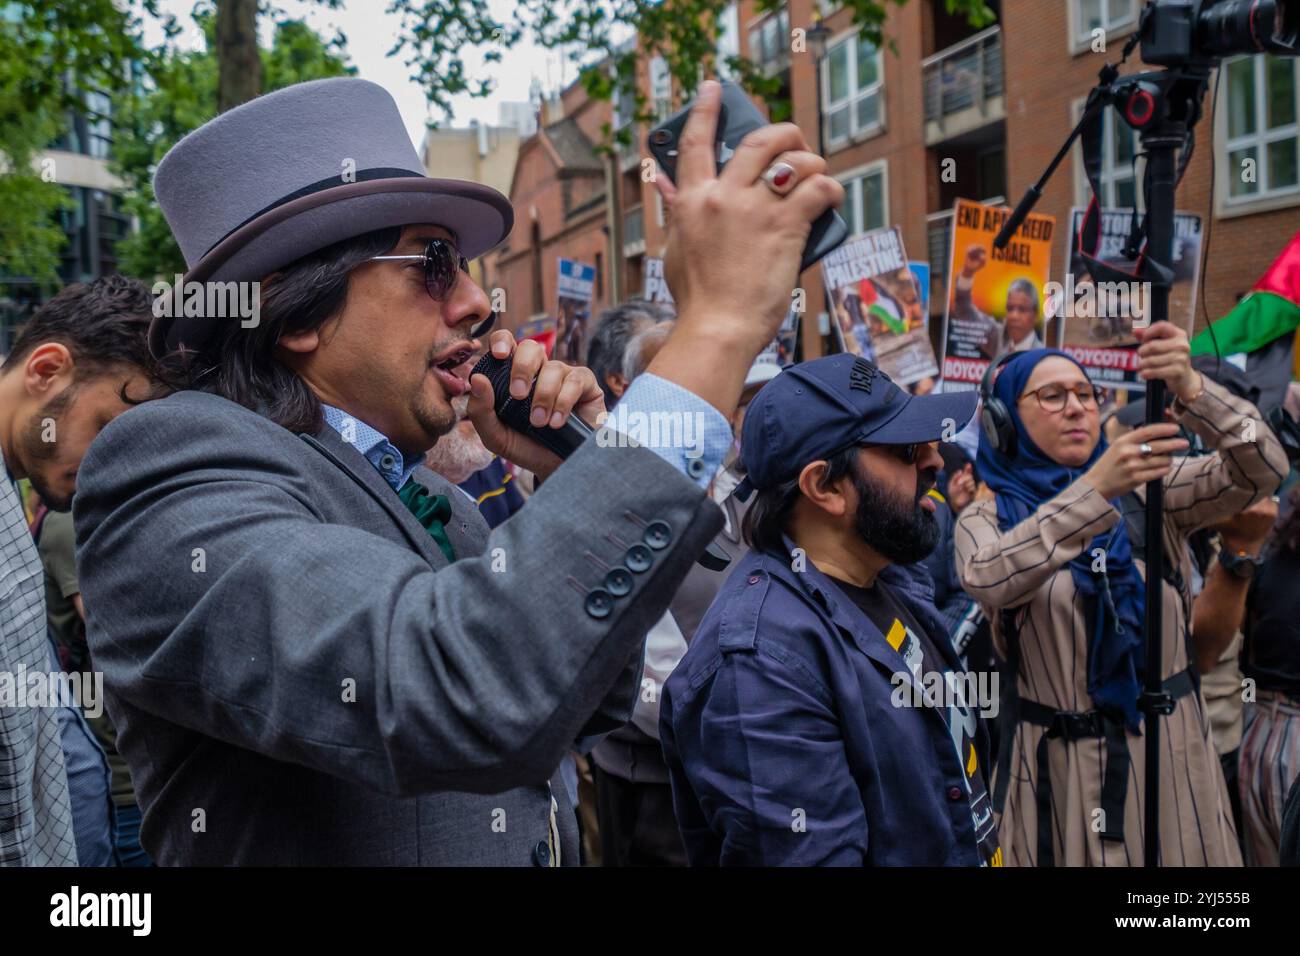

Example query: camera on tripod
[1141,0,1298,67]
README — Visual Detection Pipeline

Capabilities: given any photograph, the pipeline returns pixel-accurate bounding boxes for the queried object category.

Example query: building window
[717,3,740,79]
[839,161,888,236]
[821,31,883,148]
[1071,0,1137,48]
[649,55,672,121]
[1223,54,1299,204]
[624,205,645,256]
[1072,99,1138,208]
[748,6,791,76]
[84,90,113,159]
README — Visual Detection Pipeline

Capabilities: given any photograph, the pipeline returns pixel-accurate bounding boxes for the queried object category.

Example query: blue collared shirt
[320,405,420,492]
[322,373,732,493]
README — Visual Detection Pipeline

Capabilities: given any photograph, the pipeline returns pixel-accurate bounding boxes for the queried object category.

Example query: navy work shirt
[660,540,997,866]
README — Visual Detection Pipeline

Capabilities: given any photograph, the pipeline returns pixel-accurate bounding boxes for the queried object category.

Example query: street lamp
[807,11,831,158]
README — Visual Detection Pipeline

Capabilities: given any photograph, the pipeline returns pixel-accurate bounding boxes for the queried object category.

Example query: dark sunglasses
[864,442,922,465]
[369,237,471,301]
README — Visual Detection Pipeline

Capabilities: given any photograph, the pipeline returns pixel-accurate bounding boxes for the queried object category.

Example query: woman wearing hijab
[955,321,1288,866]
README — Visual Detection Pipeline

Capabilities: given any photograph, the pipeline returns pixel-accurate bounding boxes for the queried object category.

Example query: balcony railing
[922,26,1003,126]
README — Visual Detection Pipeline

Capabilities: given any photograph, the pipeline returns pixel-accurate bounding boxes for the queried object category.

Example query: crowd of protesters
[3,75,1300,868]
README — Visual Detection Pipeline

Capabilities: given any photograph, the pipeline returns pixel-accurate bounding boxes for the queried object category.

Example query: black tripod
[994,53,1211,867]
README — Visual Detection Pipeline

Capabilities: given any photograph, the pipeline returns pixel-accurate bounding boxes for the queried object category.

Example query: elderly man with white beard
[424,394,525,529]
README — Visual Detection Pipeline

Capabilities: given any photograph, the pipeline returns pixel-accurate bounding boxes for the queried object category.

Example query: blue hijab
[976,349,1146,732]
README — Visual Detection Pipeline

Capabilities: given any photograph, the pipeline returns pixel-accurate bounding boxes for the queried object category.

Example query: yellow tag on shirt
[886,618,907,652]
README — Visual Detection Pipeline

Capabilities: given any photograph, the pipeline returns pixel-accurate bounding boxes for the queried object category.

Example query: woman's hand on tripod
[1135,321,1202,403]
[1083,422,1189,500]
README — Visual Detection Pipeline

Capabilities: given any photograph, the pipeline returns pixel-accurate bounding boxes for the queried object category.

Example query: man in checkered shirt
[0,276,164,866]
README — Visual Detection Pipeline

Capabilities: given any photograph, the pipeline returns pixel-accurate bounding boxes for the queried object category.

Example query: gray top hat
[149,77,513,356]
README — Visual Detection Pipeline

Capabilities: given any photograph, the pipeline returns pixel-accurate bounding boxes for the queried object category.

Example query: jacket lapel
[299,427,449,568]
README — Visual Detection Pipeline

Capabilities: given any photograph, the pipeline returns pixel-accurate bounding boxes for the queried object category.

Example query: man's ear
[277,326,320,355]
[606,372,628,400]
[797,459,850,519]
[24,343,75,399]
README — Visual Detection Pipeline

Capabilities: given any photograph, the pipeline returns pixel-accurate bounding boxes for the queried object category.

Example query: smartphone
[646,80,849,273]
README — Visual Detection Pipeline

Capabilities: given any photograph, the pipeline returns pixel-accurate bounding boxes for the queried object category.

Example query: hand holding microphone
[467,330,605,481]
[467,330,733,571]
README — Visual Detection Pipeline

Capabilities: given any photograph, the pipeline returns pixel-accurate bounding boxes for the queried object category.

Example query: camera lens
[1199,0,1299,58]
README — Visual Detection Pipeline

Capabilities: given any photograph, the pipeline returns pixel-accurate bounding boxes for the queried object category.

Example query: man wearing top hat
[71,77,843,865]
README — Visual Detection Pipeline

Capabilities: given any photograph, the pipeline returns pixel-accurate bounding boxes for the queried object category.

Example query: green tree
[111,12,354,281]
[0,0,155,287]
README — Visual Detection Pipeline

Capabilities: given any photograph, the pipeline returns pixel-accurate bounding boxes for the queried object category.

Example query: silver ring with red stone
[760,161,797,195]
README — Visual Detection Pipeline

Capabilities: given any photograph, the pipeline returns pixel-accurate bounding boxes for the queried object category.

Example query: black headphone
[979,352,1021,458]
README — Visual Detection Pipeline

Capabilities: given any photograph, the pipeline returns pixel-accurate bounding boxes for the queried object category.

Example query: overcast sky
[145,0,593,147]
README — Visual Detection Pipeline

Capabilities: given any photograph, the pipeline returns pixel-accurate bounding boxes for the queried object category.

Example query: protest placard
[822,227,938,388]
[1054,207,1202,389]
[940,198,1055,391]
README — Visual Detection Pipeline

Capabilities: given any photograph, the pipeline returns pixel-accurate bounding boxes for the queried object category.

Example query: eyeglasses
[368,238,471,301]
[1019,383,1105,413]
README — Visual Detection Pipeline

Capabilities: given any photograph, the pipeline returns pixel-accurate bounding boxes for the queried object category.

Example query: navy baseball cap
[736,354,979,498]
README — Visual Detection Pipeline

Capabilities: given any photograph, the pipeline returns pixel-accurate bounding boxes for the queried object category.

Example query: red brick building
[488,0,1300,362]
[489,83,613,335]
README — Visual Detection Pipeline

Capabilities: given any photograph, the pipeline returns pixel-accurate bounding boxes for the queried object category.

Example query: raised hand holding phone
[642,80,845,418]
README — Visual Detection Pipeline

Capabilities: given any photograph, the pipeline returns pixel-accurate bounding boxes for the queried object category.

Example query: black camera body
[1141,0,1298,67]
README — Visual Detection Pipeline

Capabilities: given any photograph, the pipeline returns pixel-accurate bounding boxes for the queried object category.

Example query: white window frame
[716,3,740,80]
[820,27,885,151]
[746,6,791,76]
[1070,96,1140,209]
[1069,0,1138,56]
[837,159,889,237]
[1215,54,1300,217]
[649,55,673,121]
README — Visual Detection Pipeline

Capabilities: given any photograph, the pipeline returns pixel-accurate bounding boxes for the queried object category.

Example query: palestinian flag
[1192,229,1300,356]
[858,278,907,336]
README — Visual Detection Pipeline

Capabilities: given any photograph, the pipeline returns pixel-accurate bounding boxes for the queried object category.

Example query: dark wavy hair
[181,226,402,433]
[742,445,859,556]
[2,274,176,401]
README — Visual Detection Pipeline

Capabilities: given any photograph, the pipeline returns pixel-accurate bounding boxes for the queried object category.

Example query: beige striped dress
[955,378,1288,866]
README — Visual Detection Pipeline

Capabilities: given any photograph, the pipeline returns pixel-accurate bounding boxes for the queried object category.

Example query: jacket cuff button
[643,520,672,550]
[625,544,653,573]
[532,841,551,866]
[604,567,634,596]
[584,588,613,619]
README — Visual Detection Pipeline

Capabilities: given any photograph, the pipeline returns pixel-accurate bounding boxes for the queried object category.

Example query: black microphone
[470,351,732,572]
[471,352,595,459]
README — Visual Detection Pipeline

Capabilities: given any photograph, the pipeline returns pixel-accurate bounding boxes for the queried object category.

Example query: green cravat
[397,478,456,563]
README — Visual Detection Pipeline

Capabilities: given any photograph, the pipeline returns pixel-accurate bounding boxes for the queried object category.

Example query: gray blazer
[72,390,722,865]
